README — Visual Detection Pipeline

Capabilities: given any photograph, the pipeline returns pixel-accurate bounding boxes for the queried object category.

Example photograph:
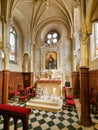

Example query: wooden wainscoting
[72,71,80,99]
[0,72,3,103]
[0,71,34,103]
[72,69,98,99]
[89,70,98,91]
[9,72,24,94]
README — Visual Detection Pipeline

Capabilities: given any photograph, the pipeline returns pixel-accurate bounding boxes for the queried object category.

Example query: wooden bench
[0,104,31,130]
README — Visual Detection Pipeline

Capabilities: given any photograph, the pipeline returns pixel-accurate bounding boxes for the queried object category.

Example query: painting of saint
[46,52,57,69]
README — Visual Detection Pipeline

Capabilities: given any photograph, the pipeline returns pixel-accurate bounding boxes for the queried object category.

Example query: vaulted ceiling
[1,0,98,41]
[7,0,74,40]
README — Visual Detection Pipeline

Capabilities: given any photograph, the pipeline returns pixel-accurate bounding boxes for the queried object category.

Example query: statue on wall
[22,53,30,72]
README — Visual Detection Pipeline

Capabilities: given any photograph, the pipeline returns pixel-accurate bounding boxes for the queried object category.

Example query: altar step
[29,98,59,106]
[26,98,63,112]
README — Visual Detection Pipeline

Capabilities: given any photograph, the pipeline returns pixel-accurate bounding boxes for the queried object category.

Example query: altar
[36,79,62,97]
[26,79,63,112]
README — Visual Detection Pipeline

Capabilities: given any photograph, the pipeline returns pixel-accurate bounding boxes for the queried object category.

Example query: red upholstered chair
[63,86,73,100]
[66,95,73,100]
[19,86,33,102]
[66,99,75,110]
[19,89,27,102]
[26,86,33,98]
[89,89,98,113]
[11,91,20,100]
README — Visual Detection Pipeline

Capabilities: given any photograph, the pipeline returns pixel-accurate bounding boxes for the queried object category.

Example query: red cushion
[66,99,75,106]
[90,98,96,105]
[19,96,27,100]
[12,91,20,96]
[66,95,73,99]
[0,104,31,115]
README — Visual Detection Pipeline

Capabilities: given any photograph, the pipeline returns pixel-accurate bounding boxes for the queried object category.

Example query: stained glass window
[94,23,98,55]
[45,30,60,45]
[9,27,17,62]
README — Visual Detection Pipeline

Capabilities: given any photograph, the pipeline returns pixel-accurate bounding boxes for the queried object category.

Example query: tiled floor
[0,99,98,130]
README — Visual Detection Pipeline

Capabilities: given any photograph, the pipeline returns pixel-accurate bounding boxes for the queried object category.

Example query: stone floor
[0,98,98,130]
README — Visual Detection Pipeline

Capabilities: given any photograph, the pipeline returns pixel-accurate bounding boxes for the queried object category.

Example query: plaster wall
[33,23,72,85]
[0,21,23,72]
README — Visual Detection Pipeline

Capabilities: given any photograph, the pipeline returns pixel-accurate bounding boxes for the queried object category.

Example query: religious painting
[45,51,57,69]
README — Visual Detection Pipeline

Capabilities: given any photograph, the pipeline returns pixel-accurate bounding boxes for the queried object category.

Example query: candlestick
[53,87,56,96]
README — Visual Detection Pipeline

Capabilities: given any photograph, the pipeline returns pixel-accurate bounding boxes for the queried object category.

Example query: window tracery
[45,30,60,45]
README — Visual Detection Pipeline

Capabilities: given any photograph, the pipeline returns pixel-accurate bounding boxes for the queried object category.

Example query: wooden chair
[19,89,27,102]
[63,86,73,100]
[11,91,20,100]
[19,86,33,102]
[66,99,75,110]
[89,89,98,113]
[26,86,33,98]
[63,86,75,110]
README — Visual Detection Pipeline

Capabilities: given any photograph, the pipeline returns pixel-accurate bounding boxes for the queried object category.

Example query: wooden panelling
[0,72,3,103]
[0,71,34,103]
[72,71,80,98]
[72,69,98,99]
[23,73,31,88]
[9,72,24,95]
[89,70,98,92]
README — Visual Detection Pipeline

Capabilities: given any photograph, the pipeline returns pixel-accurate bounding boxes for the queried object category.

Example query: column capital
[81,23,92,35]
[81,23,92,45]
[73,0,81,8]
[81,24,87,45]
[6,17,14,27]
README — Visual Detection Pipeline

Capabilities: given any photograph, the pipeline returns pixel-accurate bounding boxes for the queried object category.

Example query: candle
[53,87,56,96]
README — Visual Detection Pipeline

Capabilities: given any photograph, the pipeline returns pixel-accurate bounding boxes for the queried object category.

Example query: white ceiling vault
[8,0,74,42]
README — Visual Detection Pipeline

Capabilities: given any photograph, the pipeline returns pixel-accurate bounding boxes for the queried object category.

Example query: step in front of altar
[26,98,63,112]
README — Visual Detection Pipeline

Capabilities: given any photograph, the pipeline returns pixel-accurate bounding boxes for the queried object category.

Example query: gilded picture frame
[45,51,57,69]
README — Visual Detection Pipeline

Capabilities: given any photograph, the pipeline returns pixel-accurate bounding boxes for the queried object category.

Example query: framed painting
[45,51,57,69]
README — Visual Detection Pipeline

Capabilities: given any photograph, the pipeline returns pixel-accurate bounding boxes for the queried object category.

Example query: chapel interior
[0,0,98,129]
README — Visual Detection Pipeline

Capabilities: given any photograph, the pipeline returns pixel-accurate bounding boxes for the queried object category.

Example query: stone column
[80,24,89,66]
[1,1,13,104]
[72,0,81,95]
[1,16,10,104]
[73,51,77,71]
[30,43,33,72]
[30,41,34,85]
[79,0,92,126]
